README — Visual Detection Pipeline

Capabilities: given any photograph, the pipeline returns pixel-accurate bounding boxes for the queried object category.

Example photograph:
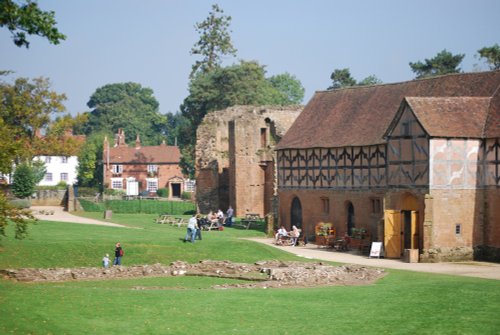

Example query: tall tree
[77,132,107,188]
[409,49,465,79]
[190,4,237,77]
[477,44,500,70]
[11,162,35,198]
[267,73,305,105]
[0,0,66,48]
[84,82,166,145]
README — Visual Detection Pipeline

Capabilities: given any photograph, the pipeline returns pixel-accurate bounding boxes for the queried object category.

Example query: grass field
[1,213,499,334]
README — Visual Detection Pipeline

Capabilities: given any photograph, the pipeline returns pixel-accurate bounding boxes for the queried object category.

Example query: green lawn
[1,214,499,334]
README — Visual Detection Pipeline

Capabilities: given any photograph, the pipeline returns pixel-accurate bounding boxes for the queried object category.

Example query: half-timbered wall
[387,106,429,187]
[277,145,387,190]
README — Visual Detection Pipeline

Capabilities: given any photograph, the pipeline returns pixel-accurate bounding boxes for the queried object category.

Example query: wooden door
[411,211,419,249]
[384,210,402,258]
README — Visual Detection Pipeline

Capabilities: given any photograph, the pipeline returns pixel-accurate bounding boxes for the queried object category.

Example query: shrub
[181,191,192,200]
[8,198,31,209]
[103,189,125,196]
[78,199,105,212]
[156,188,168,198]
[56,181,68,189]
[12,163,35,198]
[75,187,100,197]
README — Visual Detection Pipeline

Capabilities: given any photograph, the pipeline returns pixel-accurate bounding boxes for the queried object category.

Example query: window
[321,197,329,214]
[455,224,462,235]
[260,128,267,148]
[371,198,381,214]
[112,165,123,174]
[61,156,68,163]
[147,180,158,192]
[45,156,51,163]
[147,165,157,173]
[60,173,68,181]
[44,173,53,181]
[111,179,123,189]
[401,121,410,136]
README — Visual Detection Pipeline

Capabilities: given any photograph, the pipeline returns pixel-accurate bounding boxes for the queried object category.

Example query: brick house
[103,129,185,198]
[276,70,500,262]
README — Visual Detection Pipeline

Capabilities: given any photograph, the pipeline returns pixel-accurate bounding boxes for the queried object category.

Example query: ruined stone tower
[195,105,302,217]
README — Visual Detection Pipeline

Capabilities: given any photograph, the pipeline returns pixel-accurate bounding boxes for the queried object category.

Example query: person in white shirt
[185,214,199,243]
[275,225,288,242]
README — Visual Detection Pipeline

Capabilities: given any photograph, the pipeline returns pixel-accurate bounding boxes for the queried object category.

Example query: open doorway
[346,202,355,236]
[291,197,302,229]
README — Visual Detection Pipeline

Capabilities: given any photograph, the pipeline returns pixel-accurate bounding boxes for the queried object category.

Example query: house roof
[403,97,491,138]
[108,143,181,164]
[276,70,500,150]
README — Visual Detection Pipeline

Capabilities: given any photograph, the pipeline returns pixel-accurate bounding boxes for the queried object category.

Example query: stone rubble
[1,260,386,289]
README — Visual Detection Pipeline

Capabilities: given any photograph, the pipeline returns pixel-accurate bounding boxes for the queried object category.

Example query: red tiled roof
[276,71,500,149]
[108,143,181,164]
[404,97,491,138]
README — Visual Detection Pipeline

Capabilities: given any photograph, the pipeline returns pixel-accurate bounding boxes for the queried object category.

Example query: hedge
[78,199,195,215]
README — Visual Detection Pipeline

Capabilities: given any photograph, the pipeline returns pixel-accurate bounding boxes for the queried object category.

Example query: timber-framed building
[276,71,500,262]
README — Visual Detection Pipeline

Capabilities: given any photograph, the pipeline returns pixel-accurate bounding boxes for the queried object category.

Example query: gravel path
[31,206,127,228]
[246,237,500,280]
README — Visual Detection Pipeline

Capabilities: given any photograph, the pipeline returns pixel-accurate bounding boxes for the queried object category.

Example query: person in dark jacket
[113,242,123,265]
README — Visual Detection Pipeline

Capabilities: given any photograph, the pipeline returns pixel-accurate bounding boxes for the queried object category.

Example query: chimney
[135,134,141,149]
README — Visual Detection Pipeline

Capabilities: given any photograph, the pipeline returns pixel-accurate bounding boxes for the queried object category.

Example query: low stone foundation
[420,246,474,263]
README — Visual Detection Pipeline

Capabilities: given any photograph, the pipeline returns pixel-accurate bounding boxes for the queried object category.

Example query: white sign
[369,242,383,258]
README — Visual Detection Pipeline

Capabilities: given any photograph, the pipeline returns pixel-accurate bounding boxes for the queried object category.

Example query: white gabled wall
[36,155,79,186]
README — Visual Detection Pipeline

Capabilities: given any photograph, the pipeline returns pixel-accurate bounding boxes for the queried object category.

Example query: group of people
[102,242,124,268]
[275,225,301,246]
[184,206,235,243]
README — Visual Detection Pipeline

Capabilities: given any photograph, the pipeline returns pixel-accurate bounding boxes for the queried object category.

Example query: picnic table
[238,213,263,230]
[154,215,187,228]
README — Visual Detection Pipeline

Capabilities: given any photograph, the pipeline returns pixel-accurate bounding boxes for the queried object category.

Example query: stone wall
[195,105,302,216]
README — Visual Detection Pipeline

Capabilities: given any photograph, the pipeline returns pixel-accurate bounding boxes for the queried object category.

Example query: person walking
[185,214,198,243]
[113,242,123,265]
[225,206,234,227]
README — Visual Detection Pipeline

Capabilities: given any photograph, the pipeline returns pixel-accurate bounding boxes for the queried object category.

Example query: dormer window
[112,165,123,174]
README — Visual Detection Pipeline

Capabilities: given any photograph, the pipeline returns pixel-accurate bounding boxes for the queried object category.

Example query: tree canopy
[327,68,382,90]
[409,49,465,79]
[190,4,237,77]
[84,82,166,145]
[477,44,500,70]
[0,0,65,48]
[0,76,66,163]
[181,60,304,129]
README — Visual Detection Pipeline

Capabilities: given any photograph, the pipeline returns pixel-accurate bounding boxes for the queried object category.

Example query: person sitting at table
[216,208,224,225]
[207,210,219,226]
[275,225,288,242]
[290,225,300,246]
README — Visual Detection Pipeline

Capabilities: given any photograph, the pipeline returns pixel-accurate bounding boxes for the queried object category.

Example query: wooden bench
[238,213,263,230]
[154,214,173,224]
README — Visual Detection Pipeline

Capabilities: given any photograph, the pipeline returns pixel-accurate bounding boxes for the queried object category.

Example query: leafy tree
[12,162,35,198]
[77,132,108,188]
[84,82,166,145]
[409,49,465,79]
[182,60,300,129]
[477,44,500,70]
[357,74,383,86]
[0,77,66,145]
[328,68,357,89]
[0,118,23,174]
[327,68,382,89]
[30,159,46,184]
[0,0,66,48]
[190,4,237,77]
[0,192,34,239]
[267,73,305,105]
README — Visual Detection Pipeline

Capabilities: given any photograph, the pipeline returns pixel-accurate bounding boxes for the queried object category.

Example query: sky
[2,0,500,116]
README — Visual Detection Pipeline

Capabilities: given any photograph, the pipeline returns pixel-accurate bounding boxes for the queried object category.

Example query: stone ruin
[195,105,303,217]
[1,260,386,289]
